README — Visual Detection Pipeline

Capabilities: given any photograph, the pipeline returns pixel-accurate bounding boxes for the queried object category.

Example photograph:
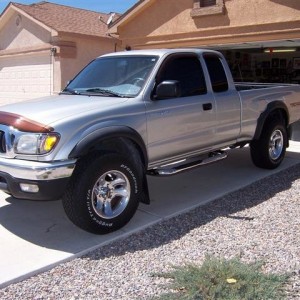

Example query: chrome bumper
[0,157,76,181]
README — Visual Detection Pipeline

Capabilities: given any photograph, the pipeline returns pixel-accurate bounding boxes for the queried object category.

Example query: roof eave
[56,31,117,40]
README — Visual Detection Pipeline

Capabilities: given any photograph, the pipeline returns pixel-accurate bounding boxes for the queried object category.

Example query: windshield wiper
[60,88,81,95]
[85,88,126,98]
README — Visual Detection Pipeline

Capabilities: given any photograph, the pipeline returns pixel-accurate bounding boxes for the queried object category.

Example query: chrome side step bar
[147,150,228,176]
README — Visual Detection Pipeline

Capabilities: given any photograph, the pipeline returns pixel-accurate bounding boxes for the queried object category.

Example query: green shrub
[153,256,289,300]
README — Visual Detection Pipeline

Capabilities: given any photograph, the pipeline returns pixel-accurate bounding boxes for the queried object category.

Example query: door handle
[203,103,212,111]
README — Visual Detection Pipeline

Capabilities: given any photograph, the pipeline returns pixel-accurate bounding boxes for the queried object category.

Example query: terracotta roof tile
[12,1,119,37]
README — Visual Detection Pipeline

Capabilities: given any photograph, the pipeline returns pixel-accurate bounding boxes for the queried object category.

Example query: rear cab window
[203,54,229,93]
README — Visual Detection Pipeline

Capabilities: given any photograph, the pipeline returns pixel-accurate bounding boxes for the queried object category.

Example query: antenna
[98,16,105,24]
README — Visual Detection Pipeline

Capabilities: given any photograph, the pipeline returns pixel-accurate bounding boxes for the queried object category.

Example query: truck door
[203,53,241,145]
[145,53,217,164]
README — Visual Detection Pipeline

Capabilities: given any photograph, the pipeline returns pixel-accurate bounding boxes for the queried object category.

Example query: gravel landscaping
[0,164,299,299]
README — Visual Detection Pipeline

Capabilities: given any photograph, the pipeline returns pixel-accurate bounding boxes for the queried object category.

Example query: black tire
[62,153,141,234]
[250,119,287,169]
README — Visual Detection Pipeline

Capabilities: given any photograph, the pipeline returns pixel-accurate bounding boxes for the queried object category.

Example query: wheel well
[69,126,148,168]
[92,137,147,166]
[74,137,147,169]
[254,106,289,140]
[266,109,288,125]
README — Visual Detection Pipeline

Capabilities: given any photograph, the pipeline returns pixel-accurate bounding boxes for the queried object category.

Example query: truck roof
[100,48,220,58]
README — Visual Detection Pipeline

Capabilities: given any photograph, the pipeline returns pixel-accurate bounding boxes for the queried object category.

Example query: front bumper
[0,157,76,200]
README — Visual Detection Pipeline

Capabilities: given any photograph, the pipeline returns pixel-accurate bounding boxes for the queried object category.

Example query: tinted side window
[204,54,229,93]
[157,55,207,98]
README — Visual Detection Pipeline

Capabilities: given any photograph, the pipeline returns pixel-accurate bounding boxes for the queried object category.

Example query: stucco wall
[0,12,51,50]
[116,0,300,49]
[57,36,118,91]
[226,0,299,26]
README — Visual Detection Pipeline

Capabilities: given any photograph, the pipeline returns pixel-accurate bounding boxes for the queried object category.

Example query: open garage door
[212,39,300,84]
[0,53,51,105]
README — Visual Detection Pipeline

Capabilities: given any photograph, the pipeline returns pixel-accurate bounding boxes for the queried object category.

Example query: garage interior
[213,39,300,84]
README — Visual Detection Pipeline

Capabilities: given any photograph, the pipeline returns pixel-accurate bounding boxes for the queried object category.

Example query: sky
[0,0,139,14]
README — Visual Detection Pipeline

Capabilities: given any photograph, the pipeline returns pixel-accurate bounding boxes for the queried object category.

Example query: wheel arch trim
[253,101,289,140]
[68,126,148,166]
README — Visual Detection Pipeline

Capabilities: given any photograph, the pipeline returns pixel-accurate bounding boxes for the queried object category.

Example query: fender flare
[253,101,289,140]
[68,126,148,166]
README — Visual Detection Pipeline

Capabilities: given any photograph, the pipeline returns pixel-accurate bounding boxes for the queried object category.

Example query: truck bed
[235,82,298,91]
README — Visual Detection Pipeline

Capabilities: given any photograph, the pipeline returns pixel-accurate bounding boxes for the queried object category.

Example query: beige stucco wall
[58,35,118,90]
[0,11,51,50]
[115,0,300,49]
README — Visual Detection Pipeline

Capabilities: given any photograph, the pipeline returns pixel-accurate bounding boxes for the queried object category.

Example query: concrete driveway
[1,143,300,288]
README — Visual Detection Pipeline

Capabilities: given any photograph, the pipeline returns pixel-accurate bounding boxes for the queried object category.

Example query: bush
[153,256,289,300]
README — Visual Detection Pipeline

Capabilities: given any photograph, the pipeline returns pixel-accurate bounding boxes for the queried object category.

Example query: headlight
[14,133,60,155]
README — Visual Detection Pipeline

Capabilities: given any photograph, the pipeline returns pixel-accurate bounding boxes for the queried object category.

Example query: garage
[213,40,300,84]
[0,52,51,105]
[109,0,300,85]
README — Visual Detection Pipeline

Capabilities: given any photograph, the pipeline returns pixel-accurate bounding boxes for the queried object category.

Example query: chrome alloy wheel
[269,129,284,160]
[92,170,131,219]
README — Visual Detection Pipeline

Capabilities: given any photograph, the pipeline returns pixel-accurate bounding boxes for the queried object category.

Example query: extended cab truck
[0,49,300,234]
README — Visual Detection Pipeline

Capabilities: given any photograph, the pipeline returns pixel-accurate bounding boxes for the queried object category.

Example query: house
[0,1,120,104]
[109,0,300,83]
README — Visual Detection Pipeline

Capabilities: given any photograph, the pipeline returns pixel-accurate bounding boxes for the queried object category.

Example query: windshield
[62,55,159,97]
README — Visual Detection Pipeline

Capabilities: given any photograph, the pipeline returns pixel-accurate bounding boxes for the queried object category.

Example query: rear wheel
[62,153,141,234]
[250,119,287,169]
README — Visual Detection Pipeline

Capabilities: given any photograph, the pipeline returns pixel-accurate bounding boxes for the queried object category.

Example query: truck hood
[0,94,129,127]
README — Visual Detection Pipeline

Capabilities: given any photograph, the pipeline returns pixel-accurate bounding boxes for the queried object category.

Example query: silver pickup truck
[0,49,300,234]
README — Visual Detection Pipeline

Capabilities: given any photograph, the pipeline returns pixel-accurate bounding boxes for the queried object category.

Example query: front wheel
[62,153,142,234]
[250,119,287,169]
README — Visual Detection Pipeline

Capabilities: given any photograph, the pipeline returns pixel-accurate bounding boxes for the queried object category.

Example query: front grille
[0,131,6,153]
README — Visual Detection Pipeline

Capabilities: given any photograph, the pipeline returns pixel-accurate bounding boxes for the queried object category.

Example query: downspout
[50,47,57,95]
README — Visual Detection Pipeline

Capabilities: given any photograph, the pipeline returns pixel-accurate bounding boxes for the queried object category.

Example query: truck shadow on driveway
[0,148,300,254]
[86,161,300,260]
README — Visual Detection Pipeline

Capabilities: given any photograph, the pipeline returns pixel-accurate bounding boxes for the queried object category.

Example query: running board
[147,151,228,176]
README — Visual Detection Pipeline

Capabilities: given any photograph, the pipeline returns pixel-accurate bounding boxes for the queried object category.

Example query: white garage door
[0,53,51,105]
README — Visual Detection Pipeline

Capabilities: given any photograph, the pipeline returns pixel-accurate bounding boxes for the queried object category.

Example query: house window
[200,0,216,7]
[191,0,224,17]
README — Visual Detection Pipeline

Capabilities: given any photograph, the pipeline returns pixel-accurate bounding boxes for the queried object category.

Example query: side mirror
[154,80,181,100]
